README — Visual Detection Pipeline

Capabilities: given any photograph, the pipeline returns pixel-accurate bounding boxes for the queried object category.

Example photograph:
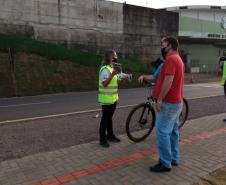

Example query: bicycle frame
[126,81,189,142]
[145,82,189,128]
[145,82,157,107]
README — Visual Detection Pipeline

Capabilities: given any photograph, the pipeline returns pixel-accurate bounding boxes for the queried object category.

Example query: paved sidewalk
[1,113,226,185]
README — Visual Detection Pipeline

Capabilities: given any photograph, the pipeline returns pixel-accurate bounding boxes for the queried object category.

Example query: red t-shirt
[152,51,184,103]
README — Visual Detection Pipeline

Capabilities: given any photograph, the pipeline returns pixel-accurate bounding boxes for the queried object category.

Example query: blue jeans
[156,102,183,168]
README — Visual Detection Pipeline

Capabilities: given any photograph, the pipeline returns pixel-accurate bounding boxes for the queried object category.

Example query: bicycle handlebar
[143,80,156,87]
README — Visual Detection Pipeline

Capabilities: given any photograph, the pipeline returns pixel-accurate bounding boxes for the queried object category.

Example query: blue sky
[108,0,226,9]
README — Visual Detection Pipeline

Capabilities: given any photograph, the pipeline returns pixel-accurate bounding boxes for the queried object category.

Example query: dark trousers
[99,102,117,142]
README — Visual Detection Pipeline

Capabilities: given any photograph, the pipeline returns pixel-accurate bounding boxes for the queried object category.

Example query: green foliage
[0,34,152,97]
[119,57,150,73]
[0,34,149,72]
[0,34,102,66]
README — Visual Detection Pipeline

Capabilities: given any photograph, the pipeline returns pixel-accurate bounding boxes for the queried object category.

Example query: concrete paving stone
[1,114,226,185]
[0,178,11,185]
[0,183,13,185]
[168,173,185,182]
[46,165,58,172]
[0,161,9,167]
[112,182,123,185]
[175,181,190,185]
[64,180,84,185]
[88,179,104,185]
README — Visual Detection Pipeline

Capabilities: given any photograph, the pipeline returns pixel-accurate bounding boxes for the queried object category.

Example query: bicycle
[126,82,189,142]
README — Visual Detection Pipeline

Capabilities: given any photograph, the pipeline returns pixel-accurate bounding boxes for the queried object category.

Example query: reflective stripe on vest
[99,86,118,93]
[98,65,119,104]
[221,61,226,86]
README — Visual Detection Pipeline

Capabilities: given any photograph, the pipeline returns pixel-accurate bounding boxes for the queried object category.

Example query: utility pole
[8,48,18,96]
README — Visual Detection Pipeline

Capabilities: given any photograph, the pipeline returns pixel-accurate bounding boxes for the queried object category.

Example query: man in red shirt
[150,37,184,172]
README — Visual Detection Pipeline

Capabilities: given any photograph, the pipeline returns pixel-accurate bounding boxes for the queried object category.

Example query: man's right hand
[138,75,144,83]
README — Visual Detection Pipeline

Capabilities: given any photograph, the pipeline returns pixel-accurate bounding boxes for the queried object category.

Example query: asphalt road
[0,82,225,162]
[0,95,226,162]
[0,82,223,122]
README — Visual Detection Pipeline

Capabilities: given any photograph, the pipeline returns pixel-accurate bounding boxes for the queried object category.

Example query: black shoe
[100,141,110,148]
[107,136,121,143]
[171,161,179,166]
[150,162,171,172]
[223,119,226,122]
[158,159,178,167]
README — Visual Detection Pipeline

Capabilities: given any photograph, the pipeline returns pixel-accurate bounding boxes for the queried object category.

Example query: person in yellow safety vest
[98,50,124,148]
[221,60,226,122]
[221,60,226,87]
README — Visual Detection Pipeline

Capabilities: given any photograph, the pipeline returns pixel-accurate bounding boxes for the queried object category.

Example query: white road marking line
[0,82,221,101]
[185,83,221,88]
[186,94,223,100]
[0,94,224,125]
[0,104,136,125]
[0,102,51,108]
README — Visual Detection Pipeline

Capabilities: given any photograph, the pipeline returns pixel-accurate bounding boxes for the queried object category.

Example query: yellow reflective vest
[98,65,119,104]
[221,61,226,86]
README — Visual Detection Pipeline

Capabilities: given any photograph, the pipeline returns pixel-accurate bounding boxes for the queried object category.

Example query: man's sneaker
[150,162,171,172]
[107,136,121,143]
[171,161,179,166]
[100,141,110,148]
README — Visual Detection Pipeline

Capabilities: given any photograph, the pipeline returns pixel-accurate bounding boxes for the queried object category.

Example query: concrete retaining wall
[0,0,178,58]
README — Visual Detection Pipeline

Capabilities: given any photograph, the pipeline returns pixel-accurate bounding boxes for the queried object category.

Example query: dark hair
[163,37,179,51]
[103,50,115,65]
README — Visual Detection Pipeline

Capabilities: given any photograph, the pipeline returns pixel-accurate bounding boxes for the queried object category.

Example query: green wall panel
[180,43,224,72]
[180,16,226,34]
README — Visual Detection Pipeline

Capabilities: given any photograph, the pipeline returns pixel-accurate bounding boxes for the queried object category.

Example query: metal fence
[190,59,218,73]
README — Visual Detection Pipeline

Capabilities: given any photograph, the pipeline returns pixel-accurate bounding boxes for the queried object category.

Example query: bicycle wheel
[179,98,189,129]
[126,103,156,142]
